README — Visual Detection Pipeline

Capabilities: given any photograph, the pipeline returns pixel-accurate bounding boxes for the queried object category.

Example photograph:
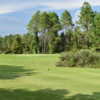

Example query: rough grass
[0,54,100,100]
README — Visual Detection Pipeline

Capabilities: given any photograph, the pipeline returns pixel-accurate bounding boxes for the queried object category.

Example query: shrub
[56,49,100,68]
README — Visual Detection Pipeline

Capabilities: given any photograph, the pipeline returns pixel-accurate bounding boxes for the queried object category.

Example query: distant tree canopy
[0,2,100,54]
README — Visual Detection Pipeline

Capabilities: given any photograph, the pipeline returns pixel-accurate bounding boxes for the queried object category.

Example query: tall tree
[61,10,73,50]
[0,37,3,53]
[22,33,35,54]
[94,13,100,47]
[48,12,61,53]
[39,12,51,53]
[78,2,95,48]
[11,35,23,54]
[61,10,72,34]
[78,2,95,32]
[27,11,40,53]
[48,12,61,36]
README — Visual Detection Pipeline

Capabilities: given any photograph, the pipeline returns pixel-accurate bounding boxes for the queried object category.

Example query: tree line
[0,2,100,54]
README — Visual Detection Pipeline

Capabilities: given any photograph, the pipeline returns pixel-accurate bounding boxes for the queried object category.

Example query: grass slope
[0,54,100,100]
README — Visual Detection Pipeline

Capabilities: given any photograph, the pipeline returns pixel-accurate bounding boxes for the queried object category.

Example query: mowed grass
[0,54,100,100]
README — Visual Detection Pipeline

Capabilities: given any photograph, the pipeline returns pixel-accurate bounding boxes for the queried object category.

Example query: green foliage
[0,2,100,54]
[27,11,40,53]
[61,10,72,29]
[94,13,100,46]
[11,35,23,54]
[27,11,40,34]
[48,12,61,35]
[57,49,100,67]
[78,2,95,31]
[77,2,95,48]
[39,12,51,33]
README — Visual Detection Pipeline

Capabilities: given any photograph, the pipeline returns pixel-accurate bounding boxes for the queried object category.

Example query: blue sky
[0,0,100,36]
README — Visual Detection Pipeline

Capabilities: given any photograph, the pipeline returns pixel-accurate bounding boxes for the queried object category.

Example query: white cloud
[41,0,100,10]
[0,9,12,14]
[89,0,100,6]
[41,1,82,9]
[0,2,38,14]
[0,0,100,14]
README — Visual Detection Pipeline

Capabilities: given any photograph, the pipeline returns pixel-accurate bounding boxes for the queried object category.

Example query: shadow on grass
[0,88,99,100]
[68,92,100,100]
[0,88,68,100]
[0,65,34,79]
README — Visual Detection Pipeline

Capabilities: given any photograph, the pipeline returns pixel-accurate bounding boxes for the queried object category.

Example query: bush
[56,49,100,68]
